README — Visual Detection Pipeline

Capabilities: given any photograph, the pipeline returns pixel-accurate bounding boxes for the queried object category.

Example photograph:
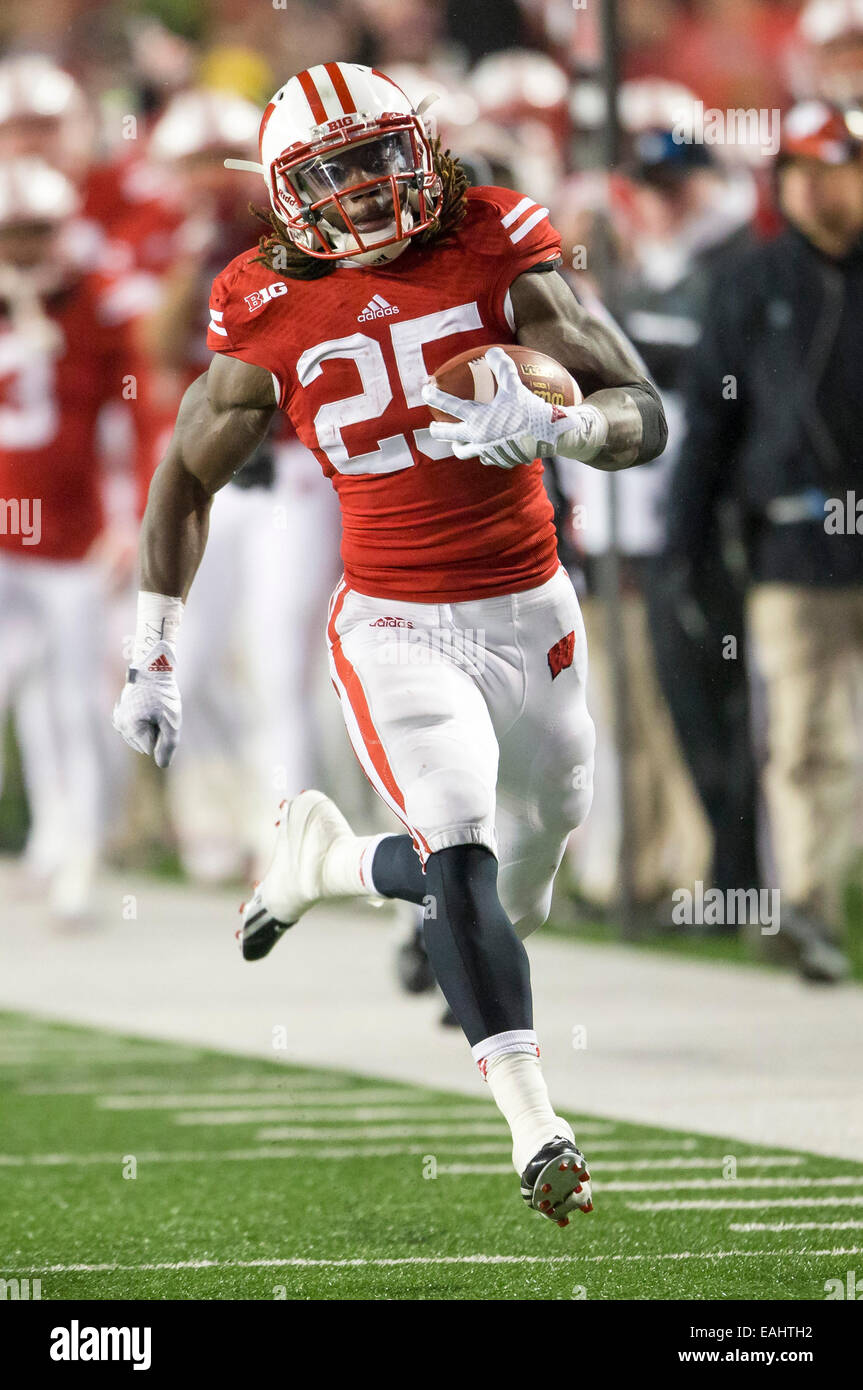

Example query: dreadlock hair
[252,139,469,278]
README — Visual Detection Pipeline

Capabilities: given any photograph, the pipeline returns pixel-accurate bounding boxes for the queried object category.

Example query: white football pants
[326,565,596,937]
[0,552,107,879]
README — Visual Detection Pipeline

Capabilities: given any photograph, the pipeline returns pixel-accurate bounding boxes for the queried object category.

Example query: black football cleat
[238,892,294,961]
[520,1137,593,1227]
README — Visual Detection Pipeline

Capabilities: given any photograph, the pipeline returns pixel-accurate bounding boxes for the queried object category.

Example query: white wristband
[133,591,184,666]
[554,404,609,463]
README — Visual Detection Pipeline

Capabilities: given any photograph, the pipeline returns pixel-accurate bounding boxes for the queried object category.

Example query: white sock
[321,832,388,898]
[482,1049,574,1175]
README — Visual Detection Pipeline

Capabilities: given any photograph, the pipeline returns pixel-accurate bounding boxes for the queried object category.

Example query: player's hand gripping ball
[422,344,582,468]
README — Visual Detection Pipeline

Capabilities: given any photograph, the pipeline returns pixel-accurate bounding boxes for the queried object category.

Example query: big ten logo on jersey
[244,282,288,312]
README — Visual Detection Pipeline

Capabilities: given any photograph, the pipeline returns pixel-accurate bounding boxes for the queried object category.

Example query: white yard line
[436,1169,863,1190]
[97,1089,429,1110]
[4,1248,861,1275]
[435,1156,806,1175]
[19,1075,350,1096]
[730,1221,863,1232]
[255,1124,514,1140]
[0,1144,505,1166]
[0,1144,813,1169]
[598,1156,804,1171]
[0,1256,594,1272]
[236,1117,608,1139]
[630,1196,863,1211]
[173,1106,501,1126]
[539,1247,863,1264]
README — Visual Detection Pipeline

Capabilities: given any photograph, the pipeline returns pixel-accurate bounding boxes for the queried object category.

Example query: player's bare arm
[113,355,275,766]
[509,267,666,470]
[140,355,276,598]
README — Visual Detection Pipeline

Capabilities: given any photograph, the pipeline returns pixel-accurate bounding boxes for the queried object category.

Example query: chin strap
[321,205,415,265]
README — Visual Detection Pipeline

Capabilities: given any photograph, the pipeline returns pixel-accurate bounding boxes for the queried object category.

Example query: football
[428,344,581,423]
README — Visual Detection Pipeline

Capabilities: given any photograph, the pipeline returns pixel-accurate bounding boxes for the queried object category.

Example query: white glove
[421,346,608,468]
[112,640,182,769]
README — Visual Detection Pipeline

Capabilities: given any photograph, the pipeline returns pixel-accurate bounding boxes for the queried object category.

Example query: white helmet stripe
[301,64,349,122]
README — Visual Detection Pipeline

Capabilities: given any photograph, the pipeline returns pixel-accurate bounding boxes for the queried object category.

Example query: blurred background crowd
[0,0,862,989]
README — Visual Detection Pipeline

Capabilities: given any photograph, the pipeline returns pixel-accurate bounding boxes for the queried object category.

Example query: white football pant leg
[327,581,500,859]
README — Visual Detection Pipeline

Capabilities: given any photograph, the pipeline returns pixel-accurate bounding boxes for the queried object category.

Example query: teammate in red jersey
[0,55,165,258]
[0,156,147,917]
[113,62,667,1225]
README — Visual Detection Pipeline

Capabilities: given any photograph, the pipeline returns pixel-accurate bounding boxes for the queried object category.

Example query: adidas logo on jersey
[148,654,173,673]
[358,295,399,321]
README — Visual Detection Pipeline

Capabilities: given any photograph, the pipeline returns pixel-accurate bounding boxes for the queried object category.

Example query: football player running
[113,63,667,1227]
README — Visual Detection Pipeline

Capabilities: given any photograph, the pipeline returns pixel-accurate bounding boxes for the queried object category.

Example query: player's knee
[406,767,495,842]
[566,758,594,830]
[538,750,594,837]
[511,891,553,941]
[498,860,556,941]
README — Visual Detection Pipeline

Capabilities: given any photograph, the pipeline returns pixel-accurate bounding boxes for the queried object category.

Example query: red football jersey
[207,186,562,601]
[0,274,139,561]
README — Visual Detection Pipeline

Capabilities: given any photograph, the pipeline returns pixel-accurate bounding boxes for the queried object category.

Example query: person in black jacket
[609,127,761,914]
[667,100,863,982]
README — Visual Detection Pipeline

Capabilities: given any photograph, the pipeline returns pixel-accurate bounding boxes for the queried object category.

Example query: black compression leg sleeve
[370,834,427,904]
[422,844,533,1047]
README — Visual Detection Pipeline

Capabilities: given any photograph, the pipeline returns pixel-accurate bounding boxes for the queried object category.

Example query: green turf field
[1,1010,861,1301]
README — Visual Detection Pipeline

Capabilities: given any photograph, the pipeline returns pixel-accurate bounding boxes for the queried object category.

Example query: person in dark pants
[598,122,761,913]
[667,100,863,982]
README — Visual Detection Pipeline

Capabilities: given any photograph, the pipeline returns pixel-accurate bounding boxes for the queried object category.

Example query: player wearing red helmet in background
[113,62,666,1225]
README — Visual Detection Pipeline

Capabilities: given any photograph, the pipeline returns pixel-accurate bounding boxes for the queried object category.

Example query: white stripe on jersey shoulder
[510,207,550,244]
[500,196,536,229]
[209,316,228,336]
[210,309,224,320]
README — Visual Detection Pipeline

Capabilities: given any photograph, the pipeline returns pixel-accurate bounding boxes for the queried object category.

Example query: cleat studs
[581,1201,593,1213]
[557,1218,569,1228]
[574,1184,582,1194]
[541,1183,551,1194]
[539,1200,551,1210]
[558,1163,568,1171]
